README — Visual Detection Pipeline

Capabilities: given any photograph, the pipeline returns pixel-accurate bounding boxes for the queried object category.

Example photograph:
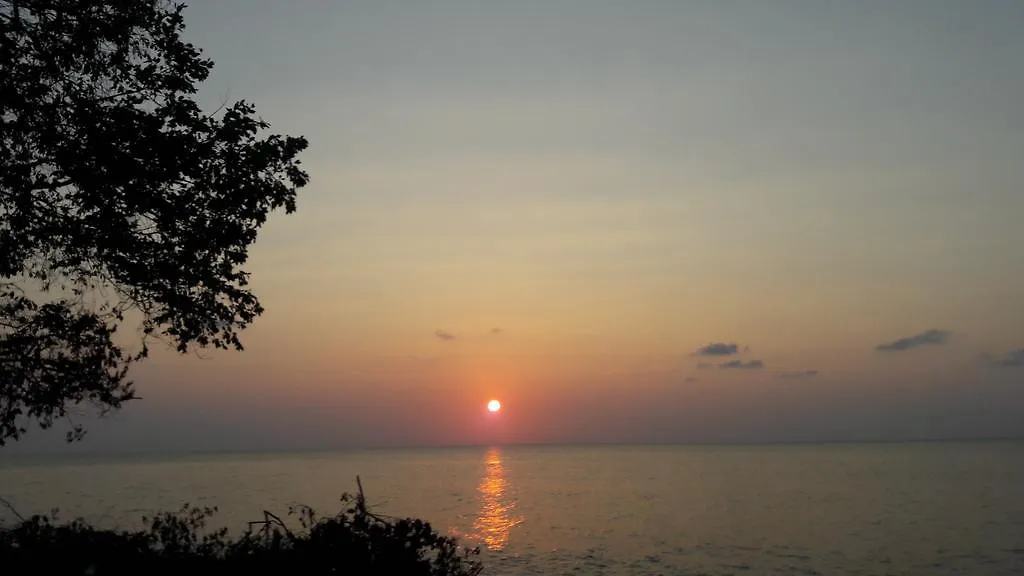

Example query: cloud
[779,369,819,379]
[490,328,504,335]
[434,330,456,341]
[694,342,741,356]
[985,348,1024,368]
[719,360,764,370]
[685,376,698,383]
[875,329,951,352]
[696,362,714,370]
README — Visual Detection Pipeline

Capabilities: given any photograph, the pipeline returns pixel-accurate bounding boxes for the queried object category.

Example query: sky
[10,0,1024,452]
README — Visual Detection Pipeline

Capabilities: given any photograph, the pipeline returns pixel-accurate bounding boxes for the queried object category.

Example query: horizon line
[3,435,1022,461]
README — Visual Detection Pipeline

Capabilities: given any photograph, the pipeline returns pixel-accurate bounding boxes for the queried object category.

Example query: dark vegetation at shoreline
[0,479,483,576]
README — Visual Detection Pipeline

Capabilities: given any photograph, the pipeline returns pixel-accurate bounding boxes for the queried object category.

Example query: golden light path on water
[471,447,523,550]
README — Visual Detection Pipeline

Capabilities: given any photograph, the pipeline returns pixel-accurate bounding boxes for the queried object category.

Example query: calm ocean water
[2,442,1023,575]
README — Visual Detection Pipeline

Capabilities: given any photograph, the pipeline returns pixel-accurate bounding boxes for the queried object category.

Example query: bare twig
[0,496,26,523]
[246,509,293,539]
[353,476,398,522]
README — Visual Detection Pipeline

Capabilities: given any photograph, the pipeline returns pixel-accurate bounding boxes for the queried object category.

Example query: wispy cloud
[490,328,504,335]
[434,330,457,341]
[779,369,819,379]
[984,348,1024,367]
[720,359,764,370]
[694,342,741,356]
[876,329,951,352]
[685,376,699,383]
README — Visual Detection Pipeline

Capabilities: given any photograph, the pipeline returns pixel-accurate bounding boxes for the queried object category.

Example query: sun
[487,399,501,413]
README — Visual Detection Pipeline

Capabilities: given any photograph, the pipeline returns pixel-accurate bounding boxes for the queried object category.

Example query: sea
[2,441,1023,575]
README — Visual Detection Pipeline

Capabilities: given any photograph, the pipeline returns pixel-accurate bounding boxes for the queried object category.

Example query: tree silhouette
[0,1,309,444]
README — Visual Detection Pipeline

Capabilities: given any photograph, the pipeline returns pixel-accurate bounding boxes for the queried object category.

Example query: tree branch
[0,495,26,523]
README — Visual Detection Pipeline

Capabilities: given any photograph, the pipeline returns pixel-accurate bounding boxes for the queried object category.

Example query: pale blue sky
[9,0,1024,452]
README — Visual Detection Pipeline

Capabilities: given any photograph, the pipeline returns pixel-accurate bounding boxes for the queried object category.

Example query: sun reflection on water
[472,446,523,550]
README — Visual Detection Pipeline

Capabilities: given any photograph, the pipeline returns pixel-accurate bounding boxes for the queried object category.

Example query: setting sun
[487,400,501,413]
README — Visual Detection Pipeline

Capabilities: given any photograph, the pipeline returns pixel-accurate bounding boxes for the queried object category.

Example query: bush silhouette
[0,481,483,576]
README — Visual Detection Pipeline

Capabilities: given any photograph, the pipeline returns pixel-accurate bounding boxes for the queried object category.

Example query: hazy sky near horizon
[10,0,1024,452]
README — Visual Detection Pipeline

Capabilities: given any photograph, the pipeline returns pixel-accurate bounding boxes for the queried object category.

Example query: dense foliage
[0,490,483,576]
[0,0,309,443]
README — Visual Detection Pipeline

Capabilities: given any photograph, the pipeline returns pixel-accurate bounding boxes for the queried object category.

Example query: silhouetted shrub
[0,485,482,576]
